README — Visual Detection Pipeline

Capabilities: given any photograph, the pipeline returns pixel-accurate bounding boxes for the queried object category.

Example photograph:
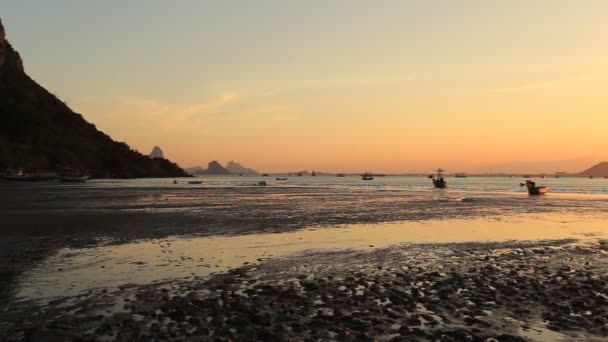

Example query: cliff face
[0,19,24,72]
[0,19,188,178]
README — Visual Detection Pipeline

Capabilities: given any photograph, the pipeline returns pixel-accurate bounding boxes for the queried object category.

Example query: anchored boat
[430,168,447,188]
[521,180,548,195]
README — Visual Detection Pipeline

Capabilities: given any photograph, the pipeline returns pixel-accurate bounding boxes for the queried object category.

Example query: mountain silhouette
[188,161,231,175]
[577,162,608,177]
[0,19,188,178]
[225,161,258,175]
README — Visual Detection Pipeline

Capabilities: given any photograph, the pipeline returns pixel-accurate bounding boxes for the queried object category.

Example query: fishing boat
[311,171,317,177]
[521,180,548,195]
[187,180,203,184]
[276,177,287,181]
[57,168,90,182]
[336,173,346,177]
[361,172,373,180]
[262,173,269,177]
[4,170,57,181]
[454,173,467,178]
[430,168,447,188]
[58,175,90,182]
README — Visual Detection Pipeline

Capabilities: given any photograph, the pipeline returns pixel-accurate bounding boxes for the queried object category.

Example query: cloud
[480,75,593,94]
[73,91,239,133]
[262,75,414,97]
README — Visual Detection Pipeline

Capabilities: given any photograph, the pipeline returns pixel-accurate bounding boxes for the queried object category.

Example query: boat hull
[59,176,89,182]
[528,186,548,195]
[5,175,57,181]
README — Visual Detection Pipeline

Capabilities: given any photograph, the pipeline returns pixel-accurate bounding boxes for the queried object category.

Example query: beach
[1,177,608,341]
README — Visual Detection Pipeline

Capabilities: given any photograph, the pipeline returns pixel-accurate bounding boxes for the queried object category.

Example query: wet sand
[2,239,607,341]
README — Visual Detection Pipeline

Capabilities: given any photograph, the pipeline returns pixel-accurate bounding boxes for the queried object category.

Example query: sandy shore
[2,239,607,341]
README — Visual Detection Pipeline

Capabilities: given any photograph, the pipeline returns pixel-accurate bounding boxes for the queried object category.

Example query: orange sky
[5,2,608,173]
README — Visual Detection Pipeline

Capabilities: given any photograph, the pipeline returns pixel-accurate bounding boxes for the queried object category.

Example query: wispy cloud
[74,91,239,133]
[262,75,414,97]
[480,75,593,94]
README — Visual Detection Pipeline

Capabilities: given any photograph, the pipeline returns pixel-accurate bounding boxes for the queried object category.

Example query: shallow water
[13,213,608,301]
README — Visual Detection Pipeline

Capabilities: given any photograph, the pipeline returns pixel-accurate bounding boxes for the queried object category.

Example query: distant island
[225,161,258,175]
[187,161,231,175]
[0,19,188,178]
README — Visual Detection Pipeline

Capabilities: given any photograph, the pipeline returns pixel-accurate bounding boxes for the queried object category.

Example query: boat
[361,172,373,180]
[431,168,447,188]
[336,173,346,177]
[5,174,43,181]
[262,173,269,177]
[454,173,467,178]
[57,168,90,182]
[187,180,203,184]
[311,171,317,177]
[521,180,548,195]
[4,170,57,181]
[276,177,287,181]
[58,175,90,182]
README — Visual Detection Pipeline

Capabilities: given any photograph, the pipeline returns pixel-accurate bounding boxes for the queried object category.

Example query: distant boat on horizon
[336,173,346,177]
[361,172,373,180]
[454,173,467,178]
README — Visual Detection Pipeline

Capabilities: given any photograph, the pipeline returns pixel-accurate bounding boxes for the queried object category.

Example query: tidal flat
[1,178,607,341]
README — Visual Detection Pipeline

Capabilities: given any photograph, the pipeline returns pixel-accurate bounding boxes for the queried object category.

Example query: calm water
[41,175,608,194]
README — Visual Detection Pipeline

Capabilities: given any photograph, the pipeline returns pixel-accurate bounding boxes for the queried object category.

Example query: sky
[2,1,608,173]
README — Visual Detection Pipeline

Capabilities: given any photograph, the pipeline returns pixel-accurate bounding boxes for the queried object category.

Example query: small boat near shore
[275,177,287,181]
[4,170,57,181]
[58,175,90,182]
[521,180,548,195]
[187,180,203,184]
[57,168,90,182]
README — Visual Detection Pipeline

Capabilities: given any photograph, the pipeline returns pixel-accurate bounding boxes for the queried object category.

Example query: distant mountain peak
[186,161,231,175]
[226,160,258,175]
[149,146,164,159]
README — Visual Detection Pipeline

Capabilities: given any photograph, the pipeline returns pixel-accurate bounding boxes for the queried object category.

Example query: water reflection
[15,213,608,301]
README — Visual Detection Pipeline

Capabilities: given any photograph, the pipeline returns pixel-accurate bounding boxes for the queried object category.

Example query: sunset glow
[5,1,608,172]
